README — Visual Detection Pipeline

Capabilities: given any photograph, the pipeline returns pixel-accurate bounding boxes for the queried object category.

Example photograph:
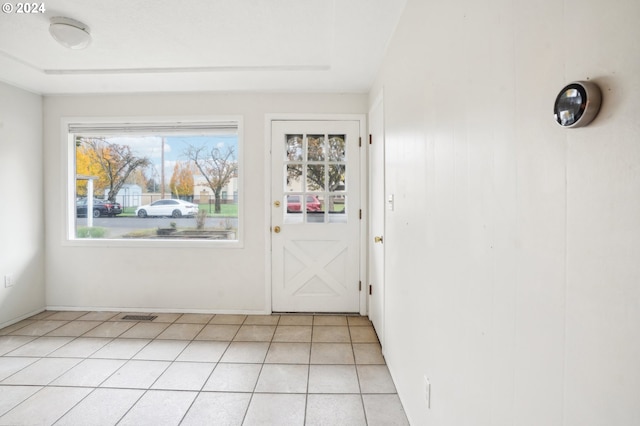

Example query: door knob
[374,236,383,244]
[274,200,281,207]
[274,226,281,233]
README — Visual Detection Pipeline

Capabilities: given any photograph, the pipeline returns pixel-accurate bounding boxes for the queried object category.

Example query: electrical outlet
[4,274,14,288]
[424,375,431,409]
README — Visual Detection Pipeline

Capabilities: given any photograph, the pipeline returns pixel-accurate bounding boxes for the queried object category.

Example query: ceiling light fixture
[49,16,92,49]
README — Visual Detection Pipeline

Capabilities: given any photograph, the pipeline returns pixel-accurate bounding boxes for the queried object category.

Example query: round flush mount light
[553,81,602,128]
[49,16,92,49]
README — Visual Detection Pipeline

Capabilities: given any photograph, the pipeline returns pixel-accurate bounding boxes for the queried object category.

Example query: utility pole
[161,137,165,199]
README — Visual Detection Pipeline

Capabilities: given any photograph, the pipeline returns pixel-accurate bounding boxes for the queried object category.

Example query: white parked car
[135,199,199,218]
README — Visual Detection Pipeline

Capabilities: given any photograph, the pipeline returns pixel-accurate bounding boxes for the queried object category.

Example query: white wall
[0,82,45,326]
[43,93,366,312]
[371,0,640,424]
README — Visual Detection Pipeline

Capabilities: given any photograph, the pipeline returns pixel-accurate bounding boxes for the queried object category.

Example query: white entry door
[271,120,361,312]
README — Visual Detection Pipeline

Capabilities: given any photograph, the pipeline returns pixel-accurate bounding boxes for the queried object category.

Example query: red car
[287,195,322,212]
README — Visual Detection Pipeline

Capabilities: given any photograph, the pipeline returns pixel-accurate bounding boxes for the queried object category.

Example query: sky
[107,134,238,184]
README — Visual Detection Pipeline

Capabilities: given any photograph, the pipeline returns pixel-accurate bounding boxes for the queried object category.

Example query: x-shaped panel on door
[283,239,347,297]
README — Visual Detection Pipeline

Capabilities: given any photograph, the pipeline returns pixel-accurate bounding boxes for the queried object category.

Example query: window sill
[62,238,244,249]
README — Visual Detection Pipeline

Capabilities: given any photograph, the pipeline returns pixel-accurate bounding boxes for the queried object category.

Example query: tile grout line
[173,314,237,425]
[30,313,154,425]
[1,312,396,425]
[302,314,316,425]
[348,318,370,426]
[238,314,280,426]
[58,312,203,426]
[0,314,120,424]
[50,314,147,426]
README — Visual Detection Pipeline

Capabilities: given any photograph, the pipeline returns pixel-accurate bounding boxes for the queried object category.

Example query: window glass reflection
[307,135,325,161]
[306,165,325,191]
[328,164,345,192]
[286,135,303,161]
[328,195,347,223]
[328,135,346,161]
[286,165,303,192]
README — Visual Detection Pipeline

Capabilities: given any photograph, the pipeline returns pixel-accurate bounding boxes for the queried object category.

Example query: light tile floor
[0,311,409,425]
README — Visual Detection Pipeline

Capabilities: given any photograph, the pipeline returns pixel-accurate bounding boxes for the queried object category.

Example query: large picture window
[67,119,241,242]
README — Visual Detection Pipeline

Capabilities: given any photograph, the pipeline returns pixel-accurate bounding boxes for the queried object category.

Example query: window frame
[62,115,244,248]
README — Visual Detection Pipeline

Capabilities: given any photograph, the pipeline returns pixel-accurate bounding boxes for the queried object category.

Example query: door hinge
[369,134,372,144]
[359,281,362,291]
[359,209,362,220]
[369,285,373,295]
[359,137,362,147]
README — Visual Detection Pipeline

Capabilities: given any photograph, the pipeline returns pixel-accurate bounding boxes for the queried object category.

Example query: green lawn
[121,203,238,217]
[198,203,238,217]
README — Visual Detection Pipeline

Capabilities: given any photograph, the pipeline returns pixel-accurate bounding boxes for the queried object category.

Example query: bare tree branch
[185,144,237,213]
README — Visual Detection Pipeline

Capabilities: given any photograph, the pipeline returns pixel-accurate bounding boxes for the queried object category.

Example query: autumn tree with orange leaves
[75,143,104,197]
[76,137,151,201]
[169,161,195,200]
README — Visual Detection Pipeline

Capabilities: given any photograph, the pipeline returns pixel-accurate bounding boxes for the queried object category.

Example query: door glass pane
[328,195,347,223]
[286,135,303,161]
[328,135,346,161]
[306,165,325,191]
[307,194,325,223]
[307,135,325,161]
[280,130,351,226]
[328,164,346,192]
[286,194,302,212]
[284,194,303,224]
[286,165,303,192]
[305,194,323,214]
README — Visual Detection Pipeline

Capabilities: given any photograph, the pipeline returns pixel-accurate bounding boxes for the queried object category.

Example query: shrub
[76,226,107,238]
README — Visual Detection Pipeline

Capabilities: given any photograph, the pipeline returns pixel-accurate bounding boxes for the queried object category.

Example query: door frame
[264,114,368,315]
[368,91,385,347]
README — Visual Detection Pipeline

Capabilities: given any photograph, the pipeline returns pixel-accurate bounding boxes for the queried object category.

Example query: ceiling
[0,0,406,95]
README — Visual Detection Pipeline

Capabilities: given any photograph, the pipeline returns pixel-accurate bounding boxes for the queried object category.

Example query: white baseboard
[0,307,47,330]
[45,306,271,315]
